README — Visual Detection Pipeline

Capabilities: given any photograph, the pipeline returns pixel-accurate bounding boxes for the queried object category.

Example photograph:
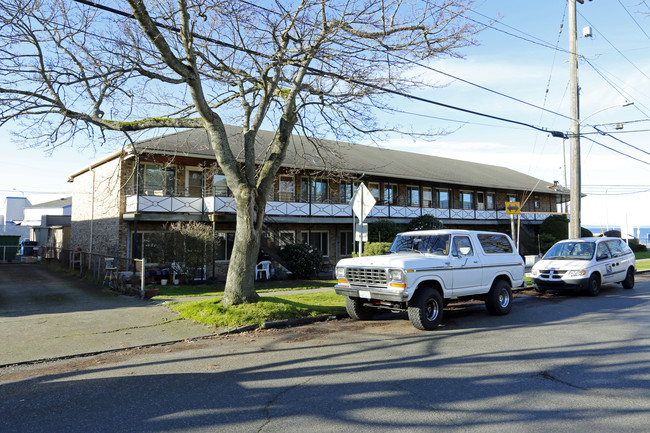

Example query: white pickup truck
[334,229,525,330]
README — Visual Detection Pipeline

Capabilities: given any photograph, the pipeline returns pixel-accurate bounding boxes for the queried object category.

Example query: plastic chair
[255,260,272,280]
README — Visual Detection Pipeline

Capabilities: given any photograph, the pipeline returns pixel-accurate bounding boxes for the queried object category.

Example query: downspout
[89,166,95,264]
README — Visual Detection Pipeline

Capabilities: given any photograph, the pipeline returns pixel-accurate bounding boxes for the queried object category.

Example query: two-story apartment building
[68,125,569,275]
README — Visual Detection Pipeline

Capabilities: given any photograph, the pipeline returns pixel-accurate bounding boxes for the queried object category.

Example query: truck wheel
[585,273,601,296]
[345,296,374,320]
[622,267,635,290]
[408,288,443,330]
[485,280,512,315]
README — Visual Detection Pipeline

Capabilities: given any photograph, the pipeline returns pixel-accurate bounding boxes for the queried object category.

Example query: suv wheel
[408,288,443,330]
[485,280,513,315]
[345,296,375,320]
[586,273,601,296]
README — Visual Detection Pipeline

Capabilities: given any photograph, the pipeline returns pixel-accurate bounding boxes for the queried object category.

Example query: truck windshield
[543,241,595,260]
[389,234,450,255]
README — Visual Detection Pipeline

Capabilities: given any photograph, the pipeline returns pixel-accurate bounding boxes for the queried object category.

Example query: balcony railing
[125,194,551,222]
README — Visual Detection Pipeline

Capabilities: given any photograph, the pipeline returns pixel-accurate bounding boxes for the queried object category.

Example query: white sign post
[350,183,376,256]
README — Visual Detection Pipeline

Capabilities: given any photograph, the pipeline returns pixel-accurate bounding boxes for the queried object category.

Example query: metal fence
[41,246,146,297]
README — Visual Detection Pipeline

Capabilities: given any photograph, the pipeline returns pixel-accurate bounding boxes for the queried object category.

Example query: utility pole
[569,0,582,239]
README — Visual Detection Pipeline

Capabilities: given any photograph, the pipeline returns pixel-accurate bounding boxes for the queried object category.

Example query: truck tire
[485,280,512,315]
[622,267,635,290]
[408,288,443,330]
[585,273,601,296]
[345,296,374,320]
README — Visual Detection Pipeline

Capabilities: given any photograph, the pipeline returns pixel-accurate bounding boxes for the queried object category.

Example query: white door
[450,235,483,296]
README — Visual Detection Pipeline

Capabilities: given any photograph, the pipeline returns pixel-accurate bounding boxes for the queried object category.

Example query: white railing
[125,195,550,222]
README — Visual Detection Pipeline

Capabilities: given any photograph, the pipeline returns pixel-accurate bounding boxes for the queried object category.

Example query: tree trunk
[221,188,262,306]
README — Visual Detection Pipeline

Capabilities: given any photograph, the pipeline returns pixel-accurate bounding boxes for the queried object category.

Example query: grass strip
[168,290,345,328]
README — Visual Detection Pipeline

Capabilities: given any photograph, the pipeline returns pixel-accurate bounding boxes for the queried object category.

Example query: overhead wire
[617,0,650,41]
[67,0,565,137]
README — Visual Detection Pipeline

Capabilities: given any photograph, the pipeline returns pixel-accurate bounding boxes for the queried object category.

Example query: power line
[578,10,650,81]
[581,135,650,166]
[617,0,650,41]
[67,0,566,137]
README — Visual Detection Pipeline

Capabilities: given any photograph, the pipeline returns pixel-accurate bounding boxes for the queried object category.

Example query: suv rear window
[477,233,513,254]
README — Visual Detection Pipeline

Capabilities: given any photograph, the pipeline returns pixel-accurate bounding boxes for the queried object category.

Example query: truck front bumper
[334,285,409,303]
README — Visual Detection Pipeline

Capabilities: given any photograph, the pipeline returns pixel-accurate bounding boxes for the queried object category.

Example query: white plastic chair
[255,260,272,280]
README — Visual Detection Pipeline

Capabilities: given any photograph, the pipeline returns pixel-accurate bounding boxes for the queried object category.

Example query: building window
[407,186,420,207]
[384,184,397,205]
[301,231,329,257]
[340,231,354,256]
[507,194,517,202]
[186,169,203,197]
[301,178,329,203]
[437,189,449,208]
[477,192,485,210]
[279,230,295,245]
[214,232,235,261]
[487,193,496,210]
[534,195,540,209]
[139,163,176,196]
[422,187,433,208]
[340,181,358,204]
[212,170,230,197]
[368,182,380,201]
[279,176,295,202]
[460,191,474,210]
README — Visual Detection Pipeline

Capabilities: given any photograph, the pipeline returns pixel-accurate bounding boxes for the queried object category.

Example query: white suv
[335,230,524,330]
[531,237,636,296]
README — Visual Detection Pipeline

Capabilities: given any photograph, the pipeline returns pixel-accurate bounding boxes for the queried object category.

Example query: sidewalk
[0,265,217,367]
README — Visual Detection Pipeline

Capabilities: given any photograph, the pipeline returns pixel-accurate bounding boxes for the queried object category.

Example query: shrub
[406,215,445,231]
[369,219,402,243]
[362,242,392,256]
[279,243,321,279]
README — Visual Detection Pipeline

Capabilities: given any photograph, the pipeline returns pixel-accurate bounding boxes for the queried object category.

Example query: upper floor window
[279,176,295,202]
[213,172,230,197]
[368,182,380,201]
[437,189,449,208]
[422,187,433,208]
[340,181,358,204]
[487,193,496,210]
[460,191,474,210]
[186,169,203,197]
[139,163,176,196]
[301,178,329,203]
[407,186,420,207]
[384,184,397,205]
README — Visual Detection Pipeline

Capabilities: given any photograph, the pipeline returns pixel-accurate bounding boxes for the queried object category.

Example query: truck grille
[346,267,387,288]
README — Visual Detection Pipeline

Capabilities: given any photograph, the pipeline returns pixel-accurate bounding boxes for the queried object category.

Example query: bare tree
[0,0,478,305]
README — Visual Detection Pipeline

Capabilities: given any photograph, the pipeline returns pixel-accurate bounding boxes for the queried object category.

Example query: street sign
[350,183,376,222]
[355,223,368,242]
[506,201,521,215]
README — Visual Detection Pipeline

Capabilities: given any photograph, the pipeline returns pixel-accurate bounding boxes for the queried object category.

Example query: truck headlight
[566,269,587,277]
[335,267,346,279]
[531,269,539,277]
[388,268,406,288]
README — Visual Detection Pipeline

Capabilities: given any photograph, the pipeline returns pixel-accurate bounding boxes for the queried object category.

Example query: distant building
[23,197,72,226]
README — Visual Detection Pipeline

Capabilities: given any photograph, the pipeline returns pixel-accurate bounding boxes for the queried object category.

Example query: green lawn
[168,290,345,328]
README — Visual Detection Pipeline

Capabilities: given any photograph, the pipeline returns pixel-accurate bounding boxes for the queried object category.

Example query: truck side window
[452,236,473,256]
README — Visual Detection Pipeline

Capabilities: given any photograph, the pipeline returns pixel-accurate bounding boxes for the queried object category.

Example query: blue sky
[1,0,649,230]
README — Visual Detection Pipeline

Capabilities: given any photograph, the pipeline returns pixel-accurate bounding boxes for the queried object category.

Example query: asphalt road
[1,265,649,432]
